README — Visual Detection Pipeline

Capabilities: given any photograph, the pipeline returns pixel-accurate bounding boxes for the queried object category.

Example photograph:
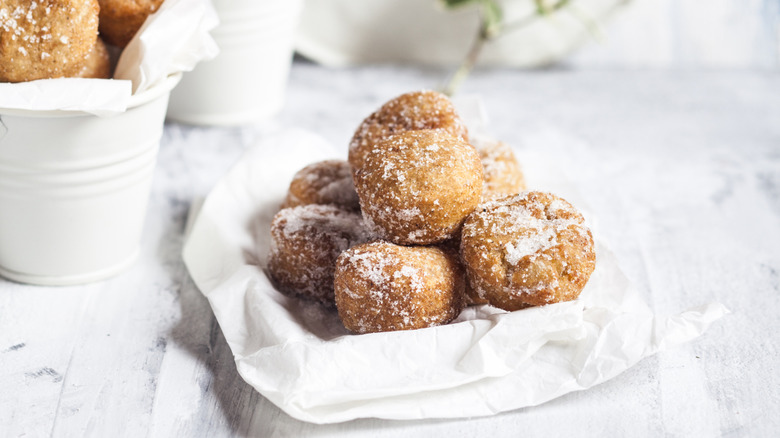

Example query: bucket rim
[0,73,182,119]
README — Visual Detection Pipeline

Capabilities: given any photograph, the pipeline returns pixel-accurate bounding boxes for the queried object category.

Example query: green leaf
[535,0,571,16]
[440,0,482,9]
[534,0,546,14]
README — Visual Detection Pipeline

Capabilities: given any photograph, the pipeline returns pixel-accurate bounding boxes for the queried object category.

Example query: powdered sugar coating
[474,139,527,200]
[354,130,483,245]
[283,160,361,212]
[77,37,111,79]
[0,0,99,82]
[267,205,370,305]
[460,191,596,310]
[334,241,465,334]
[348,90,469,171]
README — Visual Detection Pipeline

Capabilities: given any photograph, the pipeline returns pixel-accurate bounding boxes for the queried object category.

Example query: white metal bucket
[166,0,303,126]
[0,74,182,286]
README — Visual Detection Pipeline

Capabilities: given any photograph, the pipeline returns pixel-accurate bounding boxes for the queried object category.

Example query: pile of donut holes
[268,91,596,334]
[0,0,163,82]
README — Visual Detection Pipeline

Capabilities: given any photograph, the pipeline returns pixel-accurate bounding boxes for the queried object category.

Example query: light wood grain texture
[1,66,779,437]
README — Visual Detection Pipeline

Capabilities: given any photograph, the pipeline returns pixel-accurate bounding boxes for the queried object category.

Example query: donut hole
[334,241,466,333]
[267,205,369,305]
[349,90,469,171]
[283,160,360,212]
[460,192,596,311]
[354,130,483,245]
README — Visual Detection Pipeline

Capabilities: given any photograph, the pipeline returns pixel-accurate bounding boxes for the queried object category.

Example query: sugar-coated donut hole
[474,138,527,201]
[98,0,164,48]
[460,191,596,311]
[348,90,469,171]
[267,204,370,305]
[77,37,112,79]
[353,130,483,245]
[334,241,466,334]
[283,160,360,212]
[0,0,100,82]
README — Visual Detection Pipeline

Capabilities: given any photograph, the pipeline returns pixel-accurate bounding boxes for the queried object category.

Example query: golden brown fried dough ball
[282,160,360,212]
[438,238,488,306]
[353,130,483,245]
[348,90,469,171]
[475,139,526,200]
[334,241,466,334]
[464,288,489,306]
[0,0,99,82]
[98,0,163,48]
[460,192,595,311]
[267,205,369,305]
[77,37,111,79]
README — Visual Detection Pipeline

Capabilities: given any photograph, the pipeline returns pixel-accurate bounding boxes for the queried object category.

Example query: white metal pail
[0,74,182,285]
[167,0,303,126]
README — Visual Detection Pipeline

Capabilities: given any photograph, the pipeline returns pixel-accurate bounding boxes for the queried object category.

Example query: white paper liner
[0,0,217,116]
[0,78,132,116]
[115,0,219,94]
[182,128,728,424]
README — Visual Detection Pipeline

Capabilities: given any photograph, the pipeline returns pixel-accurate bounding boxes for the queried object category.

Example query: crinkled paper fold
[182,129,728,424]
[0,0,217,116]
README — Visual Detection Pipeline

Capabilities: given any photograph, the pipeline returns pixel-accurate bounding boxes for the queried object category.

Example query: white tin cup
[0,74,182,286]
[166,0,303,126]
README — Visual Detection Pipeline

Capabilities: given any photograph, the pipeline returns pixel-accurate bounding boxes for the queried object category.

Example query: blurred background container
[167,0,303,126]
[295,0,778,70]
[170,0,778,125]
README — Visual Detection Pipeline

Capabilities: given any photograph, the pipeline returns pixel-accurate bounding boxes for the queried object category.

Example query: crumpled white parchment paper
[182,128,728,424]
[0,0,217,115]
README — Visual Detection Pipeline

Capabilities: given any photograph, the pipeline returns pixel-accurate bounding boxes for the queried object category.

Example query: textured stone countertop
[1,65,779,437]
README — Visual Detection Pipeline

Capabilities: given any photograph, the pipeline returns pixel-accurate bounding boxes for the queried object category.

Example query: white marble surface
[1,65,779,436]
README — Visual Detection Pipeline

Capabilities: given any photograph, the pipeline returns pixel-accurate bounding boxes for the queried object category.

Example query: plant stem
[441,0,575,96]
[442,24,488,97]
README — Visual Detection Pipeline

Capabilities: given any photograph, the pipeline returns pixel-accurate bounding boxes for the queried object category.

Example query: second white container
[167,0,303,126]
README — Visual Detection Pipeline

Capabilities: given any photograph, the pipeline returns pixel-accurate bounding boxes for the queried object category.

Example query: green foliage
[440,0,483,8]
[482,1,503,37]
[440,0,504,37]
[535,0,571,15]
[440,0,581,95]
